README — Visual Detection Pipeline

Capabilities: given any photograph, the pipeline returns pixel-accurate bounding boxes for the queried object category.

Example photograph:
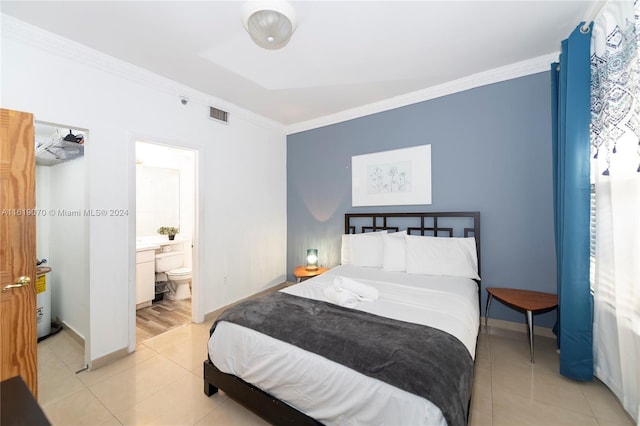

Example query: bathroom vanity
[135,244,158,309]
[136,240,189,308]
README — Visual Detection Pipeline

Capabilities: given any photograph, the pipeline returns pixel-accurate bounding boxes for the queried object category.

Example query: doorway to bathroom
[134,141,197,344]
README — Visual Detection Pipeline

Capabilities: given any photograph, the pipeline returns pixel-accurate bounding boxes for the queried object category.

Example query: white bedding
[208,264,479,425]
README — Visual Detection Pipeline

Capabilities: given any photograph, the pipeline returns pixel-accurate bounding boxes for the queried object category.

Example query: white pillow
[382,231,407,272]
[341,234,354,264]
[351,232,385,267]
[405,235,480,280]
[341,230,387,265]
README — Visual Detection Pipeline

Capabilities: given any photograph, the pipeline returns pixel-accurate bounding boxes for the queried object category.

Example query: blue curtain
[550,23,593,381]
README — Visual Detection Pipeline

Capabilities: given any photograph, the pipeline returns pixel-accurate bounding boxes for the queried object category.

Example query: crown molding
[285,53,559,135]
[1,14,284,133]
[3,13,558,137]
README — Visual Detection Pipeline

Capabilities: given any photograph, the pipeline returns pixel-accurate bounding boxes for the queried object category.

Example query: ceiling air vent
[209,106,229,124]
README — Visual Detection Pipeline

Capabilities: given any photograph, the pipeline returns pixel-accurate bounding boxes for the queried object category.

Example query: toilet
[155,249,192,301]
[165,268,192,300]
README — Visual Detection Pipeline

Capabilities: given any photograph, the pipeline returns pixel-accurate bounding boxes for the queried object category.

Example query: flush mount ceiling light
[242,1,297,50]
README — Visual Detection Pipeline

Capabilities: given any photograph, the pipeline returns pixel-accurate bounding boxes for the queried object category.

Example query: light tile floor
[37,324,635,426]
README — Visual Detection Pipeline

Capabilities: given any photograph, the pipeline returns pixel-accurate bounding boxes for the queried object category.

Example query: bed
[203,212,481,426]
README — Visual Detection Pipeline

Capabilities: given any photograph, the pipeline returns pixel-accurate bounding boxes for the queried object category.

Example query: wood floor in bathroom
[136,297,191,344]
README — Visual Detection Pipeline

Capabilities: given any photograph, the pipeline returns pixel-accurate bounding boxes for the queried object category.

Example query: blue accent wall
[287,72,557,327]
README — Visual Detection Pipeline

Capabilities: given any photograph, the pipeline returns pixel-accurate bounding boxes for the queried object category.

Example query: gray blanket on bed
[211,291,474,426]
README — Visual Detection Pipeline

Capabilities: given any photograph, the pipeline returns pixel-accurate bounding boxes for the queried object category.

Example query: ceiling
[2,1,597,128]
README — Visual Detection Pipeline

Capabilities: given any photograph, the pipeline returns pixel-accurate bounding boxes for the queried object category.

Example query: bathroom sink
[136,243,160,251]
[36,266,51,276]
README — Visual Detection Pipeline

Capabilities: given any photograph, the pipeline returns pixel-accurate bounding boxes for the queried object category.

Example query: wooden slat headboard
[344,211,481,278]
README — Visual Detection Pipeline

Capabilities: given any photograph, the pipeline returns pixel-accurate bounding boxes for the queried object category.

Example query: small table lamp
[306,249,318,271]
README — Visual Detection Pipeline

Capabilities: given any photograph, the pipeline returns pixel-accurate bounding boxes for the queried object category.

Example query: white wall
[177,153,195,269]
[35,167,51,262]
[2,15,287,362]
[47,158,89,338]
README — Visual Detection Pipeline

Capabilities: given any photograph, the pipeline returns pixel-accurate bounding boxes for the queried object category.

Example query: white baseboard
[89,346,130,371]
[89,283,291,371]
[204,281,289,323]
[136,301,152,310]
[484,317,556,339]
[59,319,85,347]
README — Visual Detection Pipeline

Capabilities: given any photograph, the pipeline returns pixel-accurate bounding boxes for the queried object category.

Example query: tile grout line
[577,381,600,422]
[84,381,125,425]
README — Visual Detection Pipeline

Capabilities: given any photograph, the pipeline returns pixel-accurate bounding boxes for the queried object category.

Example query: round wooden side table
[293,266,329,283]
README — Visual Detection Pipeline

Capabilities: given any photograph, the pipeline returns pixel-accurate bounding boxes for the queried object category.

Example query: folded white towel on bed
[332,276,380,302]
[324,286,359,308]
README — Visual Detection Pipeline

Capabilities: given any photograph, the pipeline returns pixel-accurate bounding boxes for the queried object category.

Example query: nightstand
[485,287,558,363]
[293,266,329,283]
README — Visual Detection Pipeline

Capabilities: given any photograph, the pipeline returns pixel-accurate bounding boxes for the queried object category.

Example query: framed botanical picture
[352,145,431,206]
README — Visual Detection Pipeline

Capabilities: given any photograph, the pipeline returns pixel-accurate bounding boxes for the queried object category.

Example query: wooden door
[0,108,37,397]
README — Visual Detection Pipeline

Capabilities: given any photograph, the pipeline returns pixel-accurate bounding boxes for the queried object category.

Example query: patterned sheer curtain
[590,0,640,423]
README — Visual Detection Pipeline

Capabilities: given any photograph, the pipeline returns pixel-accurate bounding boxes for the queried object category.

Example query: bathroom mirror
[136,166,180,236]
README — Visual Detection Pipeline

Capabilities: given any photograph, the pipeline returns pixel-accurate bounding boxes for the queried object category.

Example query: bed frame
[345,211,482,311]
[203,211,481,425]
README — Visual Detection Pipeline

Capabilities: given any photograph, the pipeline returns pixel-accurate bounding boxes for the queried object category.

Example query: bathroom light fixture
[306,249,318,271]
[241,1,296,50]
